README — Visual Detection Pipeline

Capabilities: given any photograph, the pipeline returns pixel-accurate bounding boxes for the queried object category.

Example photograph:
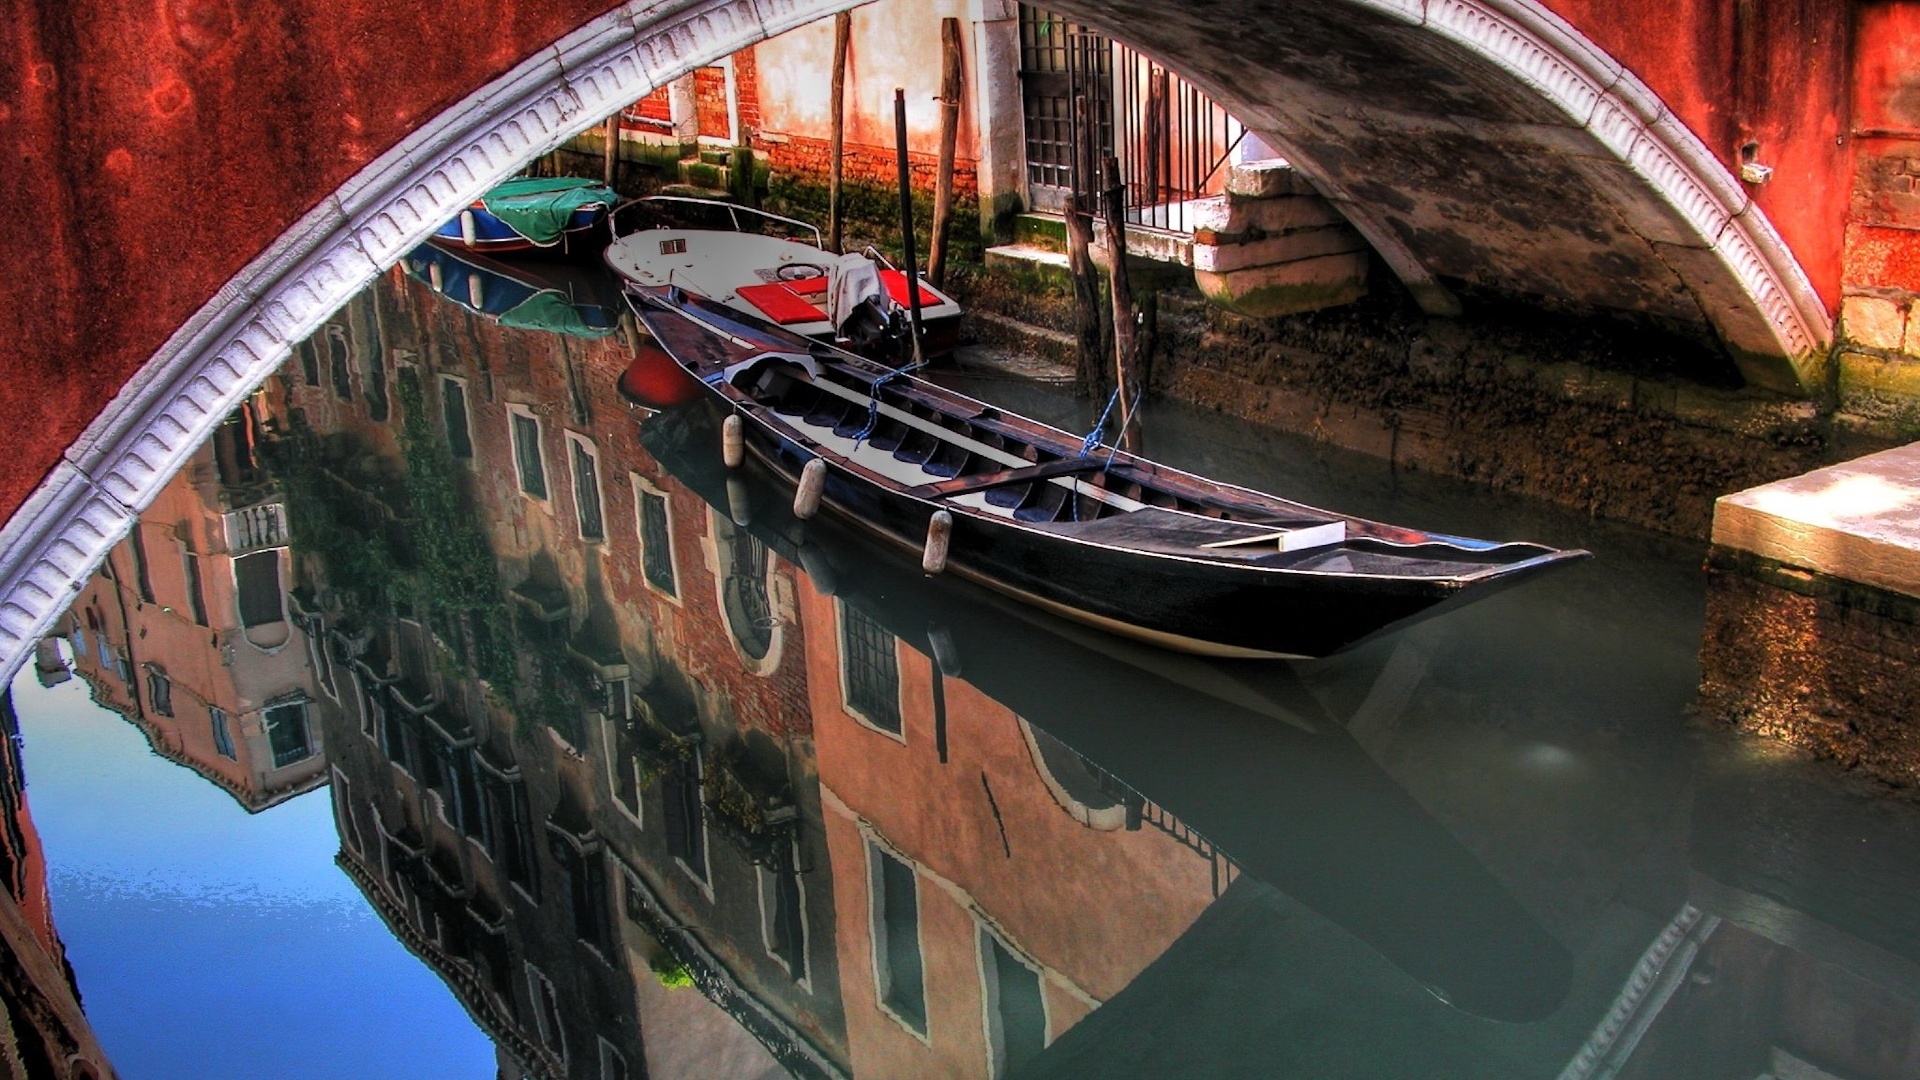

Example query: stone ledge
[1711,441,1920,602]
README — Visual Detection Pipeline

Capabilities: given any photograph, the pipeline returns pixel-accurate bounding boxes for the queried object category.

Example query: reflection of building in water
[60,411,327,812]
[292,265,1920,1080]
[277,267,1253,1080]
[0,694,115,1079]
[796,581,1231,1079]
[286,281,846,1079]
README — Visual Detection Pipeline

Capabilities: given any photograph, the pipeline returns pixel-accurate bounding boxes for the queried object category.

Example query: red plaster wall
[1538,0,1853,312]
[1847,1,1920,294]
[0,0,623,527]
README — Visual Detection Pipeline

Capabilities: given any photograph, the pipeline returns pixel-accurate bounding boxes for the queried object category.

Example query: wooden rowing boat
[628,284,1589,658]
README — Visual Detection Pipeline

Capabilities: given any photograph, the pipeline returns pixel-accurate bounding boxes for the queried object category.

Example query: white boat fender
[794,458,828,520]
[928,623,962,677]
[726,475,752,527]
[721,413,745,468]
[466,273,484,311]
[923,510,953,575]
[427,261,444,293]
[797,543,838,596]
[459,209,478,249]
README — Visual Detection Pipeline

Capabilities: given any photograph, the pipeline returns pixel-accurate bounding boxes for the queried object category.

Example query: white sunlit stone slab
[1715,443,1920,601]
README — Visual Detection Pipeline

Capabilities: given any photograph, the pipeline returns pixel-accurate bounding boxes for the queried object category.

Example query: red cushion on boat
[880,269,938,308]
[735,282,827,325]
[784,274,830,296]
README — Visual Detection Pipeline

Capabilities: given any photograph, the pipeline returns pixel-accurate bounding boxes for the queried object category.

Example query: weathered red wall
[1541,0,1853,312]
[1847,1,1920,295]
[0,0,622,527]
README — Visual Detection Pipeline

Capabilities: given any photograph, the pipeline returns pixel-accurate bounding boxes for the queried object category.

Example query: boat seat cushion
[735,282,827,325]
[879,269,938,308]
[784,274,831,296]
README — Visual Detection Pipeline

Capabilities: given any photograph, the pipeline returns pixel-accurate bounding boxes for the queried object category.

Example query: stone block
[1194,251,1367,318]
[1906,306,1920,358]
[1225,159,1314,198]
[1841,294,1907,350]
[1188,193,1347,236]
[1191,225,1365,273]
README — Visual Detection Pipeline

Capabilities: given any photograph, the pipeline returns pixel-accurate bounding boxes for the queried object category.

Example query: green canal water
[9,260,1920,1080]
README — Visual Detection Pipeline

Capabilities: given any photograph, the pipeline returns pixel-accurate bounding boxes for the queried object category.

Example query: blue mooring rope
[1080,387,1123,458]
[852,356,927,446]
[1072,386,1140,522]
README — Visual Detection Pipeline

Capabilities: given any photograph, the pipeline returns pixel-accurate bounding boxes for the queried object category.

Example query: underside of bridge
[1052,0,1832,387]
[0,0,1853,678]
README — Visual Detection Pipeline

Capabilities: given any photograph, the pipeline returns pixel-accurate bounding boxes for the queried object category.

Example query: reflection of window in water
[510,409,547,499]
[1027,723,1122,811]
[128,525,155,604]
[569,436,604,541]
[361,335,388,423]
[486,777,540,901]
[662,747,709,884]
[525,964,567,1064]
[144,667,173,717]
[234,551,283,629]
[722,531,773,661]
[264,700,312,767]
[597,1039,630,1080]
[637,488,676,597]
[327,326,353,401]
[210,707,235,760]
[868,839,927,1035]
[981,927,1048,1078]
[556,836,611,957]
[759,835,808,984]
[440,377,472,459]
[182,551,209,626]
[298,338,320,387]
[840,602,901,735]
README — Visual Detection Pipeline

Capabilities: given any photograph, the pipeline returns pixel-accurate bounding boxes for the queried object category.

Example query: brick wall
[1699,548,1920,791]
[694,67,730,140]
[761,135,978,199]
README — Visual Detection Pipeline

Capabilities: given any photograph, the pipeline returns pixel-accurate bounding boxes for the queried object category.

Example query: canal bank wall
[955,264,1888,542]
[1700,446,1920,795]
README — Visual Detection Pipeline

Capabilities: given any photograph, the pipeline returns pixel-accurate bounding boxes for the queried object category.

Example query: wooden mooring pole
[1100,155,1142,449]
[827,11,851,253]
[894,88,927,364]
[927,17,963,289]
[603,114,619,190]
[1064,94,1106,389]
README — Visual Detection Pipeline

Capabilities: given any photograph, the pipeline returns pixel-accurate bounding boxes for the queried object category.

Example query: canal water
[9,256,1920,1080]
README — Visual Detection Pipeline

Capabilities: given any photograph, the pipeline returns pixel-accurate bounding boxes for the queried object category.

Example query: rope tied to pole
[1080,386,1123,458]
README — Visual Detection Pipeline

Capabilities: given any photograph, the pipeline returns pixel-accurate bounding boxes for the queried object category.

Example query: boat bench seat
[907,457,1102,499]
[1039,507,1347,557]
[735,282,827,325]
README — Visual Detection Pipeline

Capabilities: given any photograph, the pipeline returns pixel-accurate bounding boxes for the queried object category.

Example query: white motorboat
[603,195,963,359]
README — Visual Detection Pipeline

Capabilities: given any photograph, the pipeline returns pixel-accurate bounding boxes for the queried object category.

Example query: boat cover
[827,252,883,332]
[480,177,617,244]
[495,290,618,339]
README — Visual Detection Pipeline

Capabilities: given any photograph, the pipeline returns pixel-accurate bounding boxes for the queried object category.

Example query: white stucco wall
[754,0,983,161]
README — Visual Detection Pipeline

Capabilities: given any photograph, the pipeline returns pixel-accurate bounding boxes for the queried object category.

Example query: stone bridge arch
[0,0,1835,678]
